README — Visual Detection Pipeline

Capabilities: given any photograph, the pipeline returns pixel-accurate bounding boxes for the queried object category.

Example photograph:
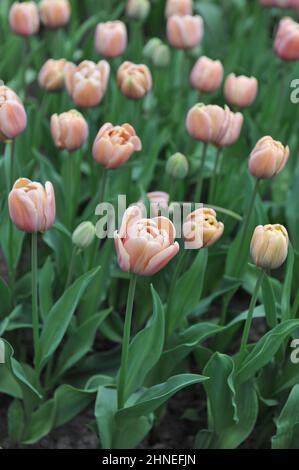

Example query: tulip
[224,73,258,108]
[250,224,288,270]
[190,56,224,94]
[274,17,299,60]
[9,1,40,36]
[126,0,150,21]
[183,207,224,249]
[166,152,189,179]
[249,136,289,179]
[144,38,162,59]
[137,191,170,217]
[167,14,204,49]
[186,103,243,147]
[95,21,127,58]
[38,59,67,91]
[152,44,171,68]
[72,221,96,250]
[117,61,152,100]
[260,0,298,7]
[114,205,179,276]
[0,86,27,141]
[92,123,141,169]
[65,60,110,108]
[165,0,193,17]
[39,0,71,29]
[8,178,56,233]
[51,110,89,151]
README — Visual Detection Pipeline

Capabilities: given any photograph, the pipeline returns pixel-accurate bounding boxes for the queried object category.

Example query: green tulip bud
[72,221,95,250]
[166,153,189,179]
[126,0,150,22]
[152,44,171,68]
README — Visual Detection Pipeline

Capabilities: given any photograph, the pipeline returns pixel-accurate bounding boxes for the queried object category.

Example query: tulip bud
[190,56,224,94]
[224,73,258,108]
[248,136,289,179]
[166,152,189,179]
[152,44,171,68]
[92,123,141,169]
[51,110,89,152]
[8,178,56,233]
[274,17,299,60]
[117,61,152,100]
[165,0,193,17]
[0,86,27,141]
[95,21,127,58]
[39,0,71,29]
[126,0,150,21]
[250,224,288,270]
[143,38,162,59]
[183,207,224,249]
[38,59,67,91]
[9,1,40,37]
[72,221,95,250]
[167,14,204,50]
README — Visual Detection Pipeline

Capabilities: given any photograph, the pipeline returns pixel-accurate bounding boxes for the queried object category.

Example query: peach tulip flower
[95,21,127,58]
[9,178,56,233]
[114,205,179,276]
[51,110,89,151]
[274,17,299,60]
[186,103,243,147]
[183,207,224,249]
[65,60,110,108]
[250,224,288,270]
[224,73,258,108]
[9,1,40,36]
[92,123,141,169]
[136,191,170,217]
[38,59,67,91]
[0,86,27,141]
[165,0,193,17]
[167,14,204,49]
[248,136,289,179]
[190,56,224,94]
[39,0,71,29]
[117,61,152,99]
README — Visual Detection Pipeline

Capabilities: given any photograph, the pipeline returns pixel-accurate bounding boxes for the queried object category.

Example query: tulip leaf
[272,385,299,449]
[38,257,54,320]
[281,244,295,322]
[262,274,278,328]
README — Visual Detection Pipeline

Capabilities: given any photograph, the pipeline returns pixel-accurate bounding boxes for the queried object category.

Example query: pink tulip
[9,1,40,36]
[92,123,141,169]
[51,110,89,151]
[260,0,298,7]
[114,205,179,276]
[274,17,299,60]
[248,136,289,179]
[224,73,258,108]
[136,191,170,216]
[65,60,110,108]
[38,59,67,91]
[183,208,224,249]
[117,61,152,100]
[39,0,71,29]
[95,21,127,58]
[167,14,204,49]
[186,103,243,147]
[165,0,193,17]
[190,56,224,94]
[0,86,27,141]
[9,178,56,233]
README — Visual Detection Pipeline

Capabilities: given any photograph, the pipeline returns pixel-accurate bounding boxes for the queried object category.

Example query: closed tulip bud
[143,38,162,59]
[114,206,179,276]
[72,221,95,250]
[248,136,289,179]
[126,0,150,21]
[39,0,71,29]
[38,59,67,91]
[186,103,243,147]
[117,61,152,100]
[152,44,171,68]
[166,152,189,179]
[9,1,40,36]
[93,123,141,169]
[167,14,204,49]
[190,56,224,94]
[0,86,27,141]
[95,21,127,58]
[51,110,89,151]
[183,207,224,249]
[165,0,193,18]
[250,224,288,270]
[9,178,55,233]
[274,17,299,60]
[224,73,258,108]
[65,60,110,108]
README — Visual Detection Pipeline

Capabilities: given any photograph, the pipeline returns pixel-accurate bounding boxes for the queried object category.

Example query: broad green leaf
[39,257,54,320]
[281,244,294,321]
[7,399,25,444]
[272,385,299,449]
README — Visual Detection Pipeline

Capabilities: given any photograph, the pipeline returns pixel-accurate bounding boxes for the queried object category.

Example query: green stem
[65,247,77,290]
[194,143,208,202]
[88,168,108,269]
[31,232,40,368]
[208,147,222,203]
[117,274,137,409]
[8,140,16,295]
[165,249,186,338]
[238,268,265,363]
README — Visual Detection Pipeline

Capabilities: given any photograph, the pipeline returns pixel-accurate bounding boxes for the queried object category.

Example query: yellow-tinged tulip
[250,224,288,270]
